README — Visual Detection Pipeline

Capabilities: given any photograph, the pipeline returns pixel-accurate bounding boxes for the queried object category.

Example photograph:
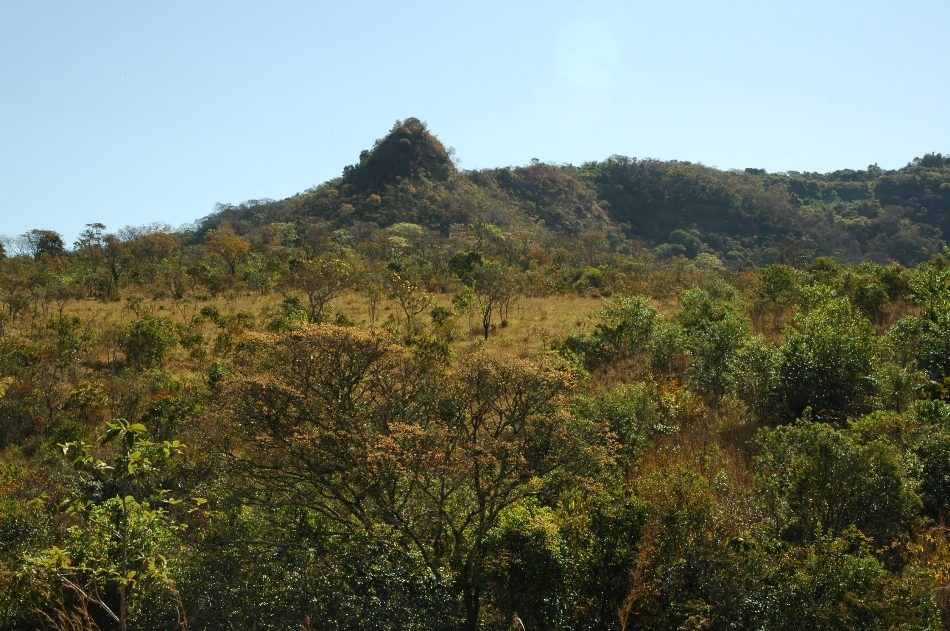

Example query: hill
[202,118,949,266]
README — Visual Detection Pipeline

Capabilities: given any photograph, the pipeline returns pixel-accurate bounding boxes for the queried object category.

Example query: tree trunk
[462,582,480,631]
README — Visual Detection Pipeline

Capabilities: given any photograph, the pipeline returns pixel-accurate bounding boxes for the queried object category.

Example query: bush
[573,381,671,469]
[267,297,309,332]
[556,295,657,370]
[122,315,179,369]
[778,298,876,421]
[484,503,568,629]
[755,419,921,546]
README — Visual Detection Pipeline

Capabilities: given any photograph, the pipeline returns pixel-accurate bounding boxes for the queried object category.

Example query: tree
[755,419,921,546]
[286,254,354,323]
[297,220,332,259]
[221,325,594,630]
[71,223,111,298]
[752,264,801,328]
[472,260,520,339]
[557,294,658,371]
[676,287,749,401]
[101,233,131,297]
[23,420,187,630]
[778,298,876,421]
[73,223,106,267]
[123,316,179,369]
[117,224,181,291]
[850,402,950,521]
[360,263,389,327]
[729,333,782,422]
[902,256,950,386]
[387,269,433,334]
[20,229,65,260]
[204,225,250,279]
[574,228,610,266]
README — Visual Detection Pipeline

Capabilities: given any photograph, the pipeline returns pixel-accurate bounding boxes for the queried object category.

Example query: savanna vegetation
[1,119,948,630]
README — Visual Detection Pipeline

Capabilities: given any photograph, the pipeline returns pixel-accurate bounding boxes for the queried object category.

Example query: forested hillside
[204,118,949,267]
[0,118,948,630]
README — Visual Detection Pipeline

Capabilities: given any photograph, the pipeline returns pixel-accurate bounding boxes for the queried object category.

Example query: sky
[2,0,949,245]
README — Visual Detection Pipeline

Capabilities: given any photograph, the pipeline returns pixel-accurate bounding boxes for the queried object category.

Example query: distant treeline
[199,118,949,267]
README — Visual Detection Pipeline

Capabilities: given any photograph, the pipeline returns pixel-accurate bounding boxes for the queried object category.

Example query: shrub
[123,316,179,369]
[755,419,921,546]
[778,298,876,421]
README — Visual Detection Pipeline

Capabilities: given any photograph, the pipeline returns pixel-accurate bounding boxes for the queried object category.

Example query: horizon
[3,0,949,245]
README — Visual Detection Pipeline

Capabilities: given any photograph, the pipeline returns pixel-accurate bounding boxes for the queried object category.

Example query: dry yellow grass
[47,290,608,362]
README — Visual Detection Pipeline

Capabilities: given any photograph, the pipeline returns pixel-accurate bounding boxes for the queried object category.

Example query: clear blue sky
[2,0,948,244]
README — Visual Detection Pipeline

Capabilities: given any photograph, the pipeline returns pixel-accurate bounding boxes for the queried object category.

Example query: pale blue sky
[2,0,948,244]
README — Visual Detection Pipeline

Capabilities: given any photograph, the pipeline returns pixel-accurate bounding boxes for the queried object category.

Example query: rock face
[344,117,457,193]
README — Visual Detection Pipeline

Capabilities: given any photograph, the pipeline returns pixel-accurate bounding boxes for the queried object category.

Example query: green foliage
[729,333,782,421]
[286,253,355,323]
[778,298,876,421]
[909,401,950,520]
[0,464,52,629]
[554,487,647,630]
[46,315,93,368]
[471,259,521,339]
[893,257,950,387]
[198,304,222,325]
[448,250,483,286]
[223,326,597,629]
[573,381,674,470]
[557,295,657,370]
[204,120,950,268]
[677,287,750,399]
[123,315,179,369]
[267,295,309,332]
[754,264,802,312]
[647,318,690,378]
[344,117,456,193]
[755,419,922,546]
[22,496,183,628]
[850,401,950,521]
[623,466,762,629]
[842,269,888,322]
[733,531,941,630]
[17,420,188,629]
[484,503,568,628]
[179,503,457,631]
[21,229,66,260]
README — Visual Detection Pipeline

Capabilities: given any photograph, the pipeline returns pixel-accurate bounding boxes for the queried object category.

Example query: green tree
[100,233,131,298]
[557,295,657,370]
[387,269,433,335]
[22,420,188,630]
[20,229,65,261]
[471,260,520,339]
[204,225,250,280]
[221,325,596,631]
[729,333,782,422]
[755,419,921,546]
[753,264,800,317]
[286,254,355,323]
[123,315,179,369]
[899,257,950,389]
[778,298,876,421]
[676,287,749,401]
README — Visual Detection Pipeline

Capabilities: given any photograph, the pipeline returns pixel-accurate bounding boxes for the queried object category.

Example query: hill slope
[203,118,949,266]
